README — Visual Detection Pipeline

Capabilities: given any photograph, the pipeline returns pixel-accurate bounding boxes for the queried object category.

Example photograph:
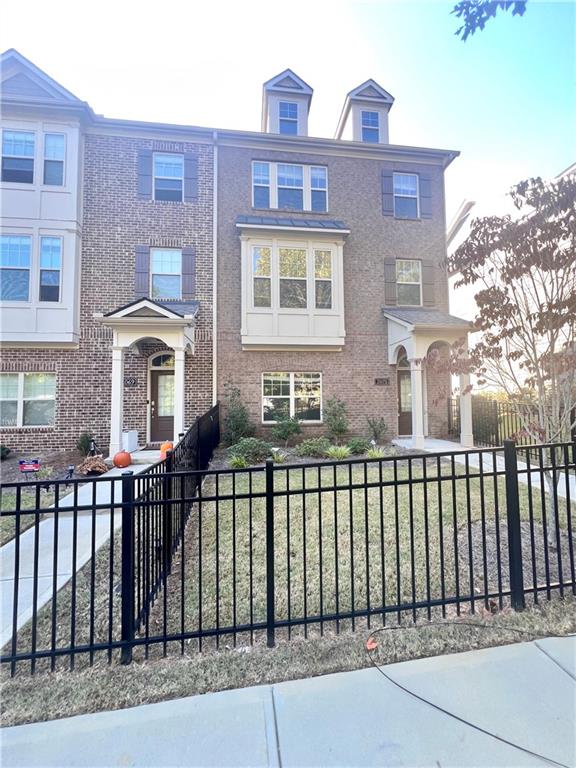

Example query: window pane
[23,399,55,426]
[157,375,175,417]
[279,102,298,119]
[295,397,321,421]
[279,248,307,278]
[394,196,418,219]
[44,134,65,160]
[40,237,62,269]
[314,251,332,279]
[0,269,29,301]
[279,120,298,136]
[39,272,60,302]
[151,354,175,368]
[361,127,379,143]
[280,279,307,308]
[0,374,19,399]
[396,260,421,283]
[263,373,290,397]
[263,397,290,422]
[2,131,35,157]
[294,373,321,396]
[154,154,183,178]
[254,277,271,307]
[154,178,183,202]
[277,165,303,187]
[1,157,34,183]
[253,162,270,185]
[397,283,421,306]
[277,188,303,210]
[151,250,181,274]
[361,111,379,128]
[393,173,418,196]
[1,236,31,267]
[311,167,327,189]
[315,281,332,309]
[254,186,270,208]
[253,247,271,276]
[0,400,17,426]
[311,190,327,212]
[24,373,56,399]
[151,274,181,299]
[44,160,63,185]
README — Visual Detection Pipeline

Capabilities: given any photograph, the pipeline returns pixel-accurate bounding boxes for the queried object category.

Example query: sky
[1,0,574,219]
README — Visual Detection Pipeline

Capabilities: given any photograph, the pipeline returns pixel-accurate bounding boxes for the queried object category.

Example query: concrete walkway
[2,636,574,767]
[394,437,576,501]
[0,461,155,648]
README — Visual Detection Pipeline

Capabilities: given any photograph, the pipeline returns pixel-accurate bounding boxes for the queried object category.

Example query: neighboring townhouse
[0,50,214,457]
[216,70,472,447]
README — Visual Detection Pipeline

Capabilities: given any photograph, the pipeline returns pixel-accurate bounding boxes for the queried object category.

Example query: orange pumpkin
[113,450,132,468]
[160,441,174,460]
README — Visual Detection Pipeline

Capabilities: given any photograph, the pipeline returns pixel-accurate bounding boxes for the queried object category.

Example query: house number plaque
[374,378,390,386]
[124,377,138,387]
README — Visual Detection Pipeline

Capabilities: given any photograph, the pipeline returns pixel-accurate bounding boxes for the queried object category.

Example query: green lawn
[0,488,54,547]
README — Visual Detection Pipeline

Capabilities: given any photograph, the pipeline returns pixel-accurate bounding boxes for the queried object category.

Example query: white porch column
[109,346,125,457]
[410,359,425,450]
[173,347,186,442]
[459,372,474,447]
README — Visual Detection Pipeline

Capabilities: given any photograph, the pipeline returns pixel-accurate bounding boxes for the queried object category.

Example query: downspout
[212,130,218,405]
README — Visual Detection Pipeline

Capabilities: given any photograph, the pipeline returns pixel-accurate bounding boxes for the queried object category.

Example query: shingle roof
[236,215,349,231]
[382,307,471,329]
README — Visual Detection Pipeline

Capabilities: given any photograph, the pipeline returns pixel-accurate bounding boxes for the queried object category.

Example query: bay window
[252,162,328,212]
[1,130,35,183]
[0,235,31,301]
[39,237,62,302]
[279,247,307,308]
[0,373,56,427]
[262,372,322,423]
[253,246,271,307]
[43,133,65,185]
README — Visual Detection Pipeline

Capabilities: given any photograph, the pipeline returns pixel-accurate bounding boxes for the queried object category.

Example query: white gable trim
[263,69,313,95]
[0,49,84,103]
[103,299,183,320]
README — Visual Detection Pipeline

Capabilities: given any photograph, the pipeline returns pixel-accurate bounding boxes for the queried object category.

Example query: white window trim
[261,372,323,424]
[396,259,422,307]
[42,132,66,187]
[393,172,420,219]
[153,152,184,202]
[278,101,299,135]
[0,372,56,428]
[252,161,328,213]
[249,239,337,313]
[39,235,63,304]
[361,111,380,142]
[150,248,183,301]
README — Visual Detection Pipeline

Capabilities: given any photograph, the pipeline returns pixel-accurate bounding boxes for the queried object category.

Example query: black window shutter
[135,245,150,297]
[384,258,397,305]
[181,247,195,298]
[382,171,394,216]
[137,150,153,200]
[422,260,435,306]
[420,174,432,219]
[183,154,198,202]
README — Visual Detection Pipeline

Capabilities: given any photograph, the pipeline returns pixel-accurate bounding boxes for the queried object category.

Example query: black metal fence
[1,435,574,675]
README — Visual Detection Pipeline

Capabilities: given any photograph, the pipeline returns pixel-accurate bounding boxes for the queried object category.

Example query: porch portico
[383,308,473,450]
[95,298,198,456]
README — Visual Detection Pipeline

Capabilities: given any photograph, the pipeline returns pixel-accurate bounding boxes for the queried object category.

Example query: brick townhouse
[0,50,473,456]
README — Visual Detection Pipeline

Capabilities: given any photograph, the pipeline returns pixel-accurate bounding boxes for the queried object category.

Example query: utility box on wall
[122,430,138,452]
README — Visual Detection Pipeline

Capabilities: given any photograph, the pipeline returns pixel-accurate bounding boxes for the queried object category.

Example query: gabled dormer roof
[0,48,90,110]
[335,78,395,139]
[261,69,313,131]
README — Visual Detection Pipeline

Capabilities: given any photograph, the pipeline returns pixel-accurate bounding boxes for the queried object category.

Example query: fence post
[120,471,135,664]
[163,450,174,571]
[503,440,525,611]
[265,459,276,648]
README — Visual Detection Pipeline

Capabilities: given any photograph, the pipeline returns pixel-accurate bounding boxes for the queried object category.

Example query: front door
[150,370,174,442]
[397,369,412,436]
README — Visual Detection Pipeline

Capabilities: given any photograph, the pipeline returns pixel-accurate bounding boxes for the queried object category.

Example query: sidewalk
[2,635,574,767]
[0,461,155,648]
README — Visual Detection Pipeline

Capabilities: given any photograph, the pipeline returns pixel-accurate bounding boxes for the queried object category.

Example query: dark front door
[397,369,412,436]
[150,370,174,442]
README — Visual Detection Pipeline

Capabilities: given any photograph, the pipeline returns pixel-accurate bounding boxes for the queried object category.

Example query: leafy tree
[452,0,527,40]
[324,397,350,444]
[222,383,255,445]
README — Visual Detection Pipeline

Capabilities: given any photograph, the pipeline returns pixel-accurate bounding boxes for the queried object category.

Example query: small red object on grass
[366,637,378,652]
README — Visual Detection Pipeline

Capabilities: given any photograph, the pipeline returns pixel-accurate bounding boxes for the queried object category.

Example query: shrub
[347,437,371,455]
[324,397,349,443]
[0,444,10,460]
[222,383,255,445]
[228,437,273,464]
[366,446,385,459]
[294,437,331,458]
[366,416,388,444]
[229,454,249,469]
[76,432,93,456]
[270,416,302,447]
[325,444,351,460]
[271,448,287,463]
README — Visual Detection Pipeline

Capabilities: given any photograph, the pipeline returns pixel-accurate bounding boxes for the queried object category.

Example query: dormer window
[279,101,298,135]
[361,111,379,143]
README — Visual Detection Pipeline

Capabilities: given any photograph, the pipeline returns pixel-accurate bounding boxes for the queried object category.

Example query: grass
[0,487,55,547]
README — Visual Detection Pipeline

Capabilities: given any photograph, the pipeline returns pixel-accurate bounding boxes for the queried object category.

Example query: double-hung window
[361,111,380,143]
[262,372,322,422]
[314,250,332,309]
[0,235,31,301]
[2,130,35,183]
[393,173,419,219]
[253,246,271,307]
[43,134,65,185]
[278,101,298,135]
[150,249,182,299]
[396,259,422,306]
[0,372,56,427]
[39,237,62,302]
[279,247,307,308]
[252,162,328,212]
[153,154,183,202]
